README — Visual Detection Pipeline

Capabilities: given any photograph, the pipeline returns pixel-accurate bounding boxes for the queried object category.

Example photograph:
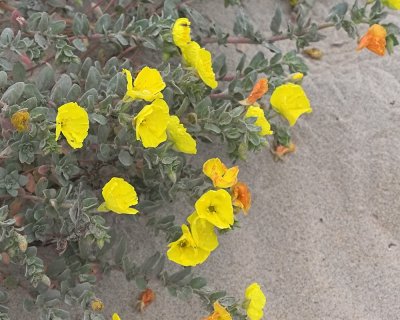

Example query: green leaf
[90,113,107,125]
[85,66,101,91]
[204,123,222,134]
[189,277,207,289]
[135,276,147,290]
[118,150,133,167]
[270,7,282,35]
[1,82,25,105]
[168,267,192,283]
[12,62,26,82]
[72,38,87,52]
[36,65,55,92]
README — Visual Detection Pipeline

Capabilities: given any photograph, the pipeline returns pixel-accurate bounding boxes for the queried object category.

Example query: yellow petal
[167,116,197,154]
[172,18,191,48]
[167,225,210,266]
[203,158,239,189]
[187,212,218,252]
[101,177,139,214]
[134,99,170,148]
[383,0,400,9]
[181,40,201,67]
[55,102,89,149]
[195,190,234,229]
[122,67,165,102]
[112,313,121,320]
[245,105,273,136]
[270,83,311,126]
[196,47,218,89]
[245,282,266,320]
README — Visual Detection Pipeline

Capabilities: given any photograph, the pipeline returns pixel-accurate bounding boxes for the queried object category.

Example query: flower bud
[41,275,51,287]
[16,233,28,252]
[11,110,30,132]
[91,298,104,312]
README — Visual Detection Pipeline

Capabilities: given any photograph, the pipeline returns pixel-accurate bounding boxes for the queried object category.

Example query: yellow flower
[245,105,273,136]
[122,67,165,102]
[232,182,251,214]
[181,41,218,89]
[245,283,266,320]
[11,110,30,132]
[270,83,312,126]
[167,225,210,266]
[291,72,304,81]
[112,314,121,320]
[202,302,232,320]
[172,18,191,48]
[55,102,89,149]
[187,212,218,252]
[134,99,170,148]
[167,115,197,154]
[383,0,400,9]
[195,189,234,229]
[203,158,239,189]
[98,177,139,214]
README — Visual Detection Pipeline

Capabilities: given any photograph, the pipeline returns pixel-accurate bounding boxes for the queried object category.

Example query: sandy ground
[5,0,400,319]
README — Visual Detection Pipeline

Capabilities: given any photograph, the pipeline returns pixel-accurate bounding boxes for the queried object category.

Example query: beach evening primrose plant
[0,0,398,318]
[55,102,89,149]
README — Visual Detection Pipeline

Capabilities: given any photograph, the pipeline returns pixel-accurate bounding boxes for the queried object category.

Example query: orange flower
[357,24,387,56]
[137,288,155,312]
[232,182,251,214]
[271,143,296,160]
[203,302,232,320]
[241,78,268,105]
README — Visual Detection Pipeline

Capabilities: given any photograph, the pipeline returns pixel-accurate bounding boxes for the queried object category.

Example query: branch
[202,22,335,45]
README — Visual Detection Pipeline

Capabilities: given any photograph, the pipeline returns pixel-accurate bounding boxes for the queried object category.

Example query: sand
[5,1,400,319]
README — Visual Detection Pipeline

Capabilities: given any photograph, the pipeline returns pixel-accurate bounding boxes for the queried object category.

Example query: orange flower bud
[232,182,251,214]
[357,24,387,56]
[137,288,155,312]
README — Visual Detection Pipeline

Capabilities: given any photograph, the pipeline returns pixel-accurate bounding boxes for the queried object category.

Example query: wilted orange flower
[232,182,251,214]
[241,78,268,105]
[272,143,296,160]
[11,110,30,132]
[303,47,323,60]
[203,302,232,320]
[357,24,387,56]
[137,288,155,312]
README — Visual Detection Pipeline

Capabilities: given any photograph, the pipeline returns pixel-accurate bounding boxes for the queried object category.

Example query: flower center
[208,205,216,213]
[179,240,188,248]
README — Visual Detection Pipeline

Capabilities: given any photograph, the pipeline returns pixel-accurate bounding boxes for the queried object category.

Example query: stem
[202,22,335,45]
